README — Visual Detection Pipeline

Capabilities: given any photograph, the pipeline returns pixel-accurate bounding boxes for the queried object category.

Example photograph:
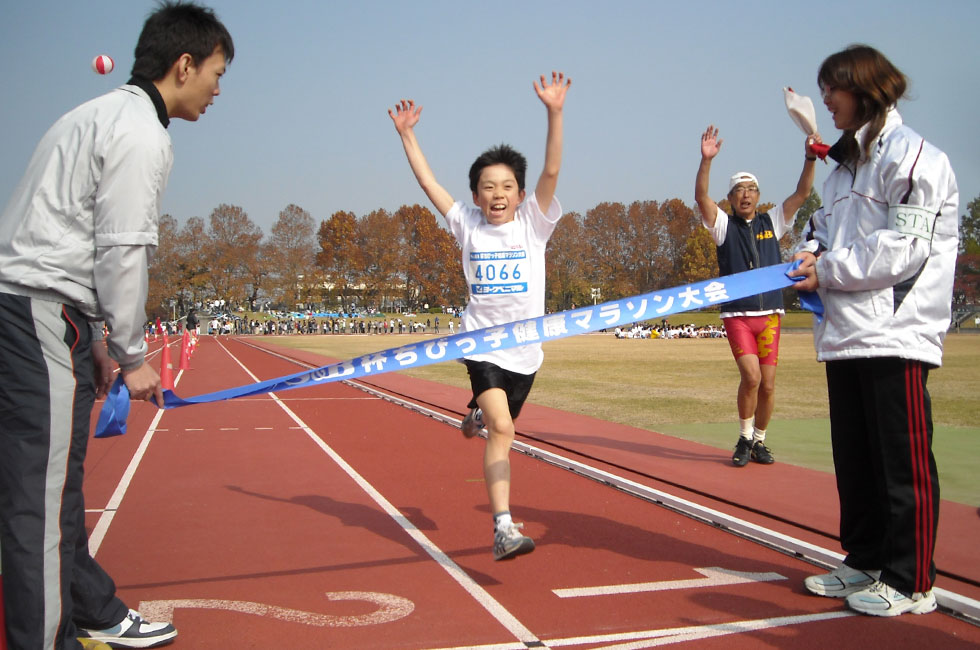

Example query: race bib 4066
[470,250,528,295]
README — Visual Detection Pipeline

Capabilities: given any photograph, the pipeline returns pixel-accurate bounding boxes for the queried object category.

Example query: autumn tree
[267,204,316,307]
[582,202,634,299]
[173,216,211,310]
[146,214,182,319]
[206,204,264,308]
[545,211,589,310]
[782,188,821,257]
[954,194,980,304]
[396,204,464,309]
[355,209,404,312]
[678,226,718,284]
[656,198,697,287]
[626,201,668,293]
[316,210,363,312]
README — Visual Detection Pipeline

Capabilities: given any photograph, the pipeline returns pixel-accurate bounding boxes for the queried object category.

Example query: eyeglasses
[732,185,759,195]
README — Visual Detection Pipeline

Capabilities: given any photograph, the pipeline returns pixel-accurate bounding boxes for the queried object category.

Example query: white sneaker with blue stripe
[804,564,881,598]
[78,609,177,648]
[846,580,937,616]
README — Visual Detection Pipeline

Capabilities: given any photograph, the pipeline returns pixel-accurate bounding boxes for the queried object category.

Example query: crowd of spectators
[200,315,455,336]
[614,322,726,339]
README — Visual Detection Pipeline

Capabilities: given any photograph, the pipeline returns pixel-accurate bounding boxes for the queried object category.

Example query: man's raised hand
[701,125,723,160]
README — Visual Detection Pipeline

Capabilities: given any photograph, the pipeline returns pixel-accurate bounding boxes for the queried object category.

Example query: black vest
[715,212,784,312]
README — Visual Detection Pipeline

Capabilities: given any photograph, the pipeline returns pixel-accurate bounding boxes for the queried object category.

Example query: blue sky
[2,0,977,234]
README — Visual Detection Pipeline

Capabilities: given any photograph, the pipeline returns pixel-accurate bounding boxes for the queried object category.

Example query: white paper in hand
[783,87,818,136]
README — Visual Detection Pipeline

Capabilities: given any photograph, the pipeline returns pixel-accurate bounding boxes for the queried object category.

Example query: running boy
[389,71,571,560]
[694,125,820,467]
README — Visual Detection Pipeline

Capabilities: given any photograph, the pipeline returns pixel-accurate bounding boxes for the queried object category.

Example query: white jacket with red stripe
[798,108,959,367]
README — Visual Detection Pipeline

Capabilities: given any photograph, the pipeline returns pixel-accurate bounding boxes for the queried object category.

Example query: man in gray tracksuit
[0,3,233,648]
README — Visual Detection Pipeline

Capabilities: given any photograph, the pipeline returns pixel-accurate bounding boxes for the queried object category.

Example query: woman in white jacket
[791,45,958,617]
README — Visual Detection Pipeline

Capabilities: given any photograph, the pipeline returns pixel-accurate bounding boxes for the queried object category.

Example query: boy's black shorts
[463,359,536,420]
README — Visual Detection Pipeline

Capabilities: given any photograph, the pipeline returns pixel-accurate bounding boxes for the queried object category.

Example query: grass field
[257,325,980,506]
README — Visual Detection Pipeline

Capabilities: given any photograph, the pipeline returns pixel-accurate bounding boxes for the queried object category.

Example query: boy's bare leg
[476,388,515,514]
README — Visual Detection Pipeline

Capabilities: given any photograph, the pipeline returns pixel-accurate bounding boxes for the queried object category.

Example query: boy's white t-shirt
[444,192,562,375]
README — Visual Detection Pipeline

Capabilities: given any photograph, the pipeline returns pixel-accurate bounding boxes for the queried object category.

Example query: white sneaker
[493,522,535,561]
[461,408,487,439]
[78,609,178,648]
[846,580,937,616]
[804,564,881,598]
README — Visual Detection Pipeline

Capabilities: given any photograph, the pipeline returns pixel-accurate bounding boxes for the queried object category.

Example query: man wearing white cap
[694,125,820,467]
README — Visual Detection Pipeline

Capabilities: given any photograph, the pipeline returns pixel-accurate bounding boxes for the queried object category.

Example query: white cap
[728,172,759,193]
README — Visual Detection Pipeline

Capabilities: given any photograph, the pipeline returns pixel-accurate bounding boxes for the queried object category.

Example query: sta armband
[888,204,937,241]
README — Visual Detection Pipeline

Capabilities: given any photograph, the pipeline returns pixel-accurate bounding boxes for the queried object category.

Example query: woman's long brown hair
[818,45,908,167]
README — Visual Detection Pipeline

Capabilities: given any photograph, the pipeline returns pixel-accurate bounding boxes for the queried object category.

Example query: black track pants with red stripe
[826,357,939,596]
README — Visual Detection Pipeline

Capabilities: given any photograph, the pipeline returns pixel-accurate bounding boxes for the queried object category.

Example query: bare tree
[267,203,316,307]
[206,204,264,309]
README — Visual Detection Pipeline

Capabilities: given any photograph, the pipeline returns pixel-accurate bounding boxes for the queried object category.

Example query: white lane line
[543,611,855,648]
[88,369,181,556]
[217,338,542,647]
[421,611,855,650]
[553,568,786,598]
[89,365,196,556]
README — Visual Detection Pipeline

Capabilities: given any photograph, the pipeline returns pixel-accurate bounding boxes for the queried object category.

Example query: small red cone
[178,331,191,370]
[159,336,174,390]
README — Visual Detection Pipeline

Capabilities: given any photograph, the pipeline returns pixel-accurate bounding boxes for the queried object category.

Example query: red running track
[79,335,980,649]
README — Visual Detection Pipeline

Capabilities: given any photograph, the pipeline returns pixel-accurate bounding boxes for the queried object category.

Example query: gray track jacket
[0,84,172,369]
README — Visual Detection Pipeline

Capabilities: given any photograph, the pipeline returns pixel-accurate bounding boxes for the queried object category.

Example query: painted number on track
[139,591,414,627]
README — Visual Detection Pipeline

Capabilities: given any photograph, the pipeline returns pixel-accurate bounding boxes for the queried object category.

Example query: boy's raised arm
[533,72,571,210]
[389,99,455,217]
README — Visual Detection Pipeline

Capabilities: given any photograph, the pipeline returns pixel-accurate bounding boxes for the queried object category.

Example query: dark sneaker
[78,609,177,648]
[751,440,775,464]
[461,407,487,439]
[846,580,937,616]
[493,522,535,560]
[732,437,752,467]
[805,565,881,598]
